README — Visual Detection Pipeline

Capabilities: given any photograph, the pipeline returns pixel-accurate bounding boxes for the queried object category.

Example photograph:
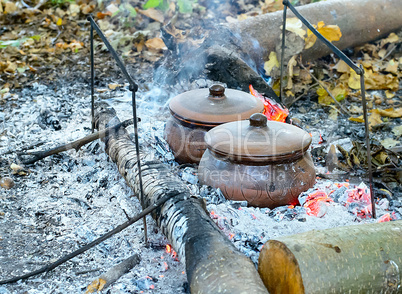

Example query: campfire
[0,0,401,293]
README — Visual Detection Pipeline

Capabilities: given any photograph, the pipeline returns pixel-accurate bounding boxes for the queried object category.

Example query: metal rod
[131,90,148,245]
[283,0,362,75]
[86,15,138,91]
[280,3,287,103]
[359,65,376,218]
[90,23,95,133]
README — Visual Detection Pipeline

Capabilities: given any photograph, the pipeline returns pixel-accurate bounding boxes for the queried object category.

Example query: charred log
[95,104,268,294]
[258,221,402,294]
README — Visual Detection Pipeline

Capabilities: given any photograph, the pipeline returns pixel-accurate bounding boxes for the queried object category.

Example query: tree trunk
[230,0,402,61]
[258,220,402,294]
[95,104,268,294]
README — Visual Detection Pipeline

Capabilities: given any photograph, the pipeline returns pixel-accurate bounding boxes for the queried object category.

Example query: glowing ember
[249,85,289,122]
[377,212,397,223]
[165,244,178,260]
[299,190,333,217]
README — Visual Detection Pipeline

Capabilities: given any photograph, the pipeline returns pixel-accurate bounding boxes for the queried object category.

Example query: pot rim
[208,144,310,164]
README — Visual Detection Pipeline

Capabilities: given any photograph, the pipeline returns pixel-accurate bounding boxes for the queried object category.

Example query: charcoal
[38,109,61,130]
[331,186,348,202]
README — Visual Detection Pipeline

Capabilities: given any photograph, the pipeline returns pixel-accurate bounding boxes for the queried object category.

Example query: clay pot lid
[205,113,312,163]
[169,85,264,127]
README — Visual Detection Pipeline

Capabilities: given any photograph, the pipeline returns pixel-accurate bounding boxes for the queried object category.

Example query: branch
[18,118,137,165]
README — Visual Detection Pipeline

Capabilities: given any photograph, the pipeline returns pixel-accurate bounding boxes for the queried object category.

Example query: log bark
[230,0,402,61]
[258,221,402,294]
[95,103,268,294]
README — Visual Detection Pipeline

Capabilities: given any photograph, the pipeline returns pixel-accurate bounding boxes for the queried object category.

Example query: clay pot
[164,85,264,164]
[198,113,316,208]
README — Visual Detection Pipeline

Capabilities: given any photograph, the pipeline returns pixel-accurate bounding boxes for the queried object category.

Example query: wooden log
[258,221,402,294]
[230,0,402,61]
[95,103,268,294]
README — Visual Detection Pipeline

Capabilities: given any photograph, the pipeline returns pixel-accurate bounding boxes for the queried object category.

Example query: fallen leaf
[56,18,62,26]
[264,52,279,75]
[96,11,112,19]
[368,111,383,129]
[286,55,297,89]
[380,32,399,47]
[305,21,342,49]
[384,59,398,74]
[381,138,399,149]
[349,116,364,123]
[138,8,164,23]
[317,83,348,105]
[329,108,338,121]
[392,125,402,137]
[108,83,123,90]
[333,60,349,73]
[145,38,166,51]
[373,108,402,118]
[4,1,17,14]
[285,18,306,38]
[106,3,119,14]
[86,278,107,293]
[385,91,395,99]
[349,105,363,114]
[68,3,80,16]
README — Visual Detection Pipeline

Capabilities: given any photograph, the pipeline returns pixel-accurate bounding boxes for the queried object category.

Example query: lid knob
[249,113,267,127]
[208,84,225,99]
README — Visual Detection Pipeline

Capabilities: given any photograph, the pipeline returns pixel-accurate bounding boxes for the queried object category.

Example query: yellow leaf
[319,25,342,42]
[285,18,306,38]
[385,59,398,74]
[348,70,361,90]
[86,278,107,293]
[305,21,341,49]
[264,52,279,75]
[56,18,62,26]
[286,55,297,89]
[368,111,383,129]
[108,83,123,90]
[333,60,349,73]
[349,116,364,123]
[373,108,402,118]
[364,69,399,91]
[380,33,399,47]
[145,38,166,51]
[385,90,395,99]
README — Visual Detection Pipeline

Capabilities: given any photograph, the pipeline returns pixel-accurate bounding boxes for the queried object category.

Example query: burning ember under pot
[164,85,264,163]
[198,113,316,208]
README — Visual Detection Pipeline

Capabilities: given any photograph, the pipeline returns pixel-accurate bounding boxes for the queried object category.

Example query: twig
[18,118,137,165]
[86,254,140,292]
[297,60,351,116]
[0,191,179,285]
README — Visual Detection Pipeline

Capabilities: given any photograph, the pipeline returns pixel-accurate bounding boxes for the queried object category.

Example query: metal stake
[280,2,287,103]
[90,22,95,133]
[87,15,148,240]
[359,65,376,218]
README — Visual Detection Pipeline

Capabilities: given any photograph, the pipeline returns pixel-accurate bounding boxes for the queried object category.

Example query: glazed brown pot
[198,113,316,208]
[164,85,264,164]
